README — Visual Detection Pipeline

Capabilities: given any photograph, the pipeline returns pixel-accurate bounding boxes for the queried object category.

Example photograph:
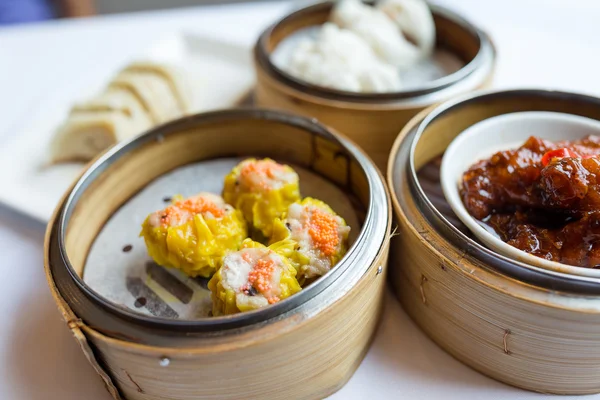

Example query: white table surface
[2,0,600,399]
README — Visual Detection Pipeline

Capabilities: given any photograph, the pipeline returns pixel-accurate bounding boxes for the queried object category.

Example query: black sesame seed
[285,222,291,230]
[163,196,172,203]
[122,244,133,253]
[247,286,258,296]
[134,297,147,307]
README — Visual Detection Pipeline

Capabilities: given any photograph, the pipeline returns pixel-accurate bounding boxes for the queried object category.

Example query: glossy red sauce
[461,135,600,267]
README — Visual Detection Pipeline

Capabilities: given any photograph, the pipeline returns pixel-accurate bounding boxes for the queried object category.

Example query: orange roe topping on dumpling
[248,258,275,293]
[242,256,281,304]
[160,196,225,226]
[306,208,340,257]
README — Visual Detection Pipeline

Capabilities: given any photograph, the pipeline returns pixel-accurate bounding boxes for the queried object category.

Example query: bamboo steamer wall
[254,1,496,172]
[387,90,600,395]
[46,244,388,400]
[44,110,391,400]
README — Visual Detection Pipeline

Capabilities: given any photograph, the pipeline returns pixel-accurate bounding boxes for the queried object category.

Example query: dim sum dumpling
[222,158,301,237]
[269,197,351,285]
[285,23,401,92]
[208,239,301,315]
[331,0,421,68]
[377,0,436,57]
[140,193,247,278]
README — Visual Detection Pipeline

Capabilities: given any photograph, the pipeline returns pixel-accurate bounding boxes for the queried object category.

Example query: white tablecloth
[2,1,600,398]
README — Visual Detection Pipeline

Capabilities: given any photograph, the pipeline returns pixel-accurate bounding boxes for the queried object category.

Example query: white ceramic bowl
[441,111,600,278]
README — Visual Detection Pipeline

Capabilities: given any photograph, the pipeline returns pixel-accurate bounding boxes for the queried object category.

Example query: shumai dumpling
[208,239,301,315]
[140,193,247,278]
[270,197,351,285]
[222,158,301,238]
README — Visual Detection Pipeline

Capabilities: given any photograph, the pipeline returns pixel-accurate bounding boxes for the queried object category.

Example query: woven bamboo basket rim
[48,108,391,336]
[387,89,600,300]
[44,183,391,352]
[44,191,391,400]
[45,239,391,355]
[254,0,495,107]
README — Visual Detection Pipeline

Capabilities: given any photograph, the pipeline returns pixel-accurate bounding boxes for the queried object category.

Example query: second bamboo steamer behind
[254,0,496,171]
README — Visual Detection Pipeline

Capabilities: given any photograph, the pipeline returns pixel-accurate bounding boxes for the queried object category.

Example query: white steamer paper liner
[83,158,361,320]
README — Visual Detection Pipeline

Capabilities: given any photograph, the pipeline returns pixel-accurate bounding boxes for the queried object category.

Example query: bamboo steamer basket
[253,0,496,172]
[387,89,600,395]
[44,109,391,400]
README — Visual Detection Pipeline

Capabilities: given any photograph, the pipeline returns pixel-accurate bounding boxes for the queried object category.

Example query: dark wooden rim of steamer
[255,1,494,103]
[51,108,390,332]
[404,89,600,293]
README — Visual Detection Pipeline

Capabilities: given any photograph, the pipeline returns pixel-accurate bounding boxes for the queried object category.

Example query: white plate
[440,111,600,278]
[0,32,254,223]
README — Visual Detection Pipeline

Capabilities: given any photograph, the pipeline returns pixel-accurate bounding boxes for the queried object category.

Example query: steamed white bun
[286,23,401,93]
[331,0,422,68]
[377,0,436,57]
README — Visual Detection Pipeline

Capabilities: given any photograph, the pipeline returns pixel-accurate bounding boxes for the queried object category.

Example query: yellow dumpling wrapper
[222,158,301,238]
[208,239,301,316]
[270,197,350,286]
[140,193,247,278]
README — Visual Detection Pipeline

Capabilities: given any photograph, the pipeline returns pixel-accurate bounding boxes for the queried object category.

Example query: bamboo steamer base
[44,110,392,400]
[391,233,600,395]
[254,75,417,173]
[388,104,600,395]
[94,252,387,400]
[254,68,494,174]
[47,242,388,400]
